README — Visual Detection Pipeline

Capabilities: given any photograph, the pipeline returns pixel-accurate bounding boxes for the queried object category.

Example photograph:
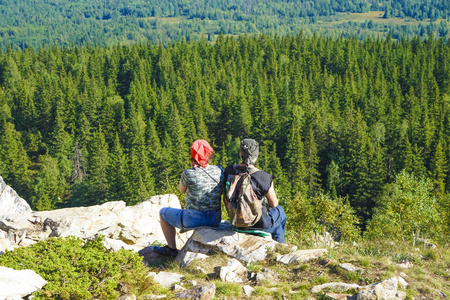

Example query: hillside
[0,0,449,50]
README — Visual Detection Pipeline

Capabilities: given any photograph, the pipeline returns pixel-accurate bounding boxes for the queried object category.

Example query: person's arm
[179,181,187,194]
[266,183,279,208]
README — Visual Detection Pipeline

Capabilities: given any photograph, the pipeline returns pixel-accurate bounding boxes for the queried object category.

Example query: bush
[0,236,156,299]
[286,193,360,245]
[365,170,442,242]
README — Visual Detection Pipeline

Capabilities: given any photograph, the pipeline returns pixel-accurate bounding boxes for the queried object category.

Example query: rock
[117,293,137,300]
[103,237,136,252]
[254,268,278,283]
[179,223,278,263]
[399,272,408,279]
[176,251,209,268]
[357,277,406,300]
[1,193,192,251]
[437,290,448,298]
[397,276,408,288]
[339,263,365,272]
[173,284,186,292]
[277,249,327,264]
[0,176,32,216]
[243,285,255,297]
[176,283,216,300]
[314,232,337,248]
[0,266,47,299]
[325,293,356,300]
[147,271,184,288]
[219,258,248,283]
[310,282,361,294]
[398,259,413,269]
[320,258,337,266]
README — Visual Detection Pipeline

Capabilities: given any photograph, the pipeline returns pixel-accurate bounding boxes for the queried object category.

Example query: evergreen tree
[0,121,31,199]
[429,140,448,198]
[87,127,110,204]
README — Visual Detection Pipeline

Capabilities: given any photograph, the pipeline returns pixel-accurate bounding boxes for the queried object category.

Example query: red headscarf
[190,140,213,168]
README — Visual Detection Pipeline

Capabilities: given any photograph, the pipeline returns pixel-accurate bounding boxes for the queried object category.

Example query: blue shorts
[160,207,221,229]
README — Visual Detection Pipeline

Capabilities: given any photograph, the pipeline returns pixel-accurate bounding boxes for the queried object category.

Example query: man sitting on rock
[223,138,287,243]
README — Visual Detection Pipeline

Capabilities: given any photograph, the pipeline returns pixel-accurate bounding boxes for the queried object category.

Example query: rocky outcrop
[0,180,191,252]
[0,266,47,299]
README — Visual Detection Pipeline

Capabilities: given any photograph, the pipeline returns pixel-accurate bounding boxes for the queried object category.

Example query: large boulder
[0,180,191,251]
[0,266,47,299]
[178,223,278,263]
[0,176,31,216]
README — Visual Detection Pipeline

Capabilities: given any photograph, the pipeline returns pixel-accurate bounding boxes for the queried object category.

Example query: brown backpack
[226,169,265,228]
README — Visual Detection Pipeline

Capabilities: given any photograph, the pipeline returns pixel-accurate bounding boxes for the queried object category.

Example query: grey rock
[255,268,279,283]
[173,284,186,292]
[310,282,361,294]
[397,276,408,289]
[277,249,327,264]
[1,193,192,251]
[397,259,413,269]
[219,258,248,283]
[357,277,406,300]
[0,266,47,299]
[437,290,448,298]
[0,176,31,216]
[243,285,255,297]
[147,271,184,288]
[180,223,278,263]
[339,263,365,272]
[176,283,216,300]
[176,251,209,268]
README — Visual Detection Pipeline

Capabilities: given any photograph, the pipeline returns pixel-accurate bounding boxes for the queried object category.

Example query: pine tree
[429,140,448,198]
[285,105,307,197]
[0,121,31,199]
[87,127,110,204]
[304,126,321,198]
[107,133,130,202]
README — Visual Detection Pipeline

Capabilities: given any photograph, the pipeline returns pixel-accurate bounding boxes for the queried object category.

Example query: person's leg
[159,207,183,249]
[265,205,287,243]
[160,218,176,249]
[182,209,220,227]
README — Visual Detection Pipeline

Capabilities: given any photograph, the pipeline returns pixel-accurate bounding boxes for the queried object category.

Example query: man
[223,138,287,243]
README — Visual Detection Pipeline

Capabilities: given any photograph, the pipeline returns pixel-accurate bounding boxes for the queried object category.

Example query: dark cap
[240,139,259,165]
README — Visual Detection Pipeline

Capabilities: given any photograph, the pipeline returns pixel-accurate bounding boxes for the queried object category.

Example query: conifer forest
[0,1,450,244]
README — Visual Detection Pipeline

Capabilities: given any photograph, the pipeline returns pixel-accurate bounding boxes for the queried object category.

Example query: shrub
[365,171,441,242]
[286,193,360,245]
[0,236,156,299]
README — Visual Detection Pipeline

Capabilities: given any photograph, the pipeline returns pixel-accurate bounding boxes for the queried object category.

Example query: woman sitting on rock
[154,140,224,257]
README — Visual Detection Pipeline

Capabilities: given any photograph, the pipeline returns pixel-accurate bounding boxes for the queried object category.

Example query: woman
[154,139,223,257]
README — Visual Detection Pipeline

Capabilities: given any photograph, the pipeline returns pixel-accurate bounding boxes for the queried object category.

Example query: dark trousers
[266,205,287,243]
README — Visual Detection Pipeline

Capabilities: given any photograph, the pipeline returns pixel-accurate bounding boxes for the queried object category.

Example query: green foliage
[0,236,156,299]
[1,33,450,239]
[287,193,360,245]
[365,170,442,242]
[0,0,449,51]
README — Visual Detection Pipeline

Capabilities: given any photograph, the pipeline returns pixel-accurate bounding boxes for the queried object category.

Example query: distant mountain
[0,0,448,50]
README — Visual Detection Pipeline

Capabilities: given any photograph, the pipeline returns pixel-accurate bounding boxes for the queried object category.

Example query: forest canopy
[0,0,449,50]
[1,33,450,243]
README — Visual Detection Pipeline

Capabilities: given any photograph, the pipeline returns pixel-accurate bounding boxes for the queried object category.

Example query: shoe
[153,245,179,258]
